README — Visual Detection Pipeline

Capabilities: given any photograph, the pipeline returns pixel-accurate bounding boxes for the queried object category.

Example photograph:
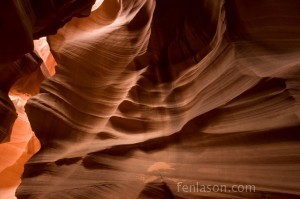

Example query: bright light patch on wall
[92,0,104,11]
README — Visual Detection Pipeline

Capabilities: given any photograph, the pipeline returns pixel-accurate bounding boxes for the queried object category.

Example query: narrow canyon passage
[0,0,300,198]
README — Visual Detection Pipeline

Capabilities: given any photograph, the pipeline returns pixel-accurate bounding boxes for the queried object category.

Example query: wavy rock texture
[0,37,56,198]
[13,0,300,198]
[0,0,95,143]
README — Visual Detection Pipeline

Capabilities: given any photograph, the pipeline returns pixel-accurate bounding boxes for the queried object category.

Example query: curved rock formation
[0,52,42,142]
[0,95,40,198]
[0,37,53,199]
[0,0,95,64]
[0,0,96,143]
[0,0,300,198]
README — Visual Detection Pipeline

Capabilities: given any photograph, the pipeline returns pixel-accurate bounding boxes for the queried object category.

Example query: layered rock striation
[0,0,299,198]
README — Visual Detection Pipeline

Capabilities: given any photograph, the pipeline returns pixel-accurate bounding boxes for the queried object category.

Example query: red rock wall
[0,0,300,198]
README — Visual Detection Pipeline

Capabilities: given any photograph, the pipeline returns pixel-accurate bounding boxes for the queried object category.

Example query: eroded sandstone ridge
[1,0,300,198]
[0,0,96,141]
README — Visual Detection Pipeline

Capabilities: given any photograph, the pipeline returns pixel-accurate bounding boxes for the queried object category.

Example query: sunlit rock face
[4,0,300,198]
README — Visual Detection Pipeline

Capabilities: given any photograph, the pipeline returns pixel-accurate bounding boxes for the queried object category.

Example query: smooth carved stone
[14,0,300,198]
[0,0,96,64]
[0,92,16,142]
[25,0,156,149]
[0,52,42,142]
[31,0,96,38]
[0,0,97,143]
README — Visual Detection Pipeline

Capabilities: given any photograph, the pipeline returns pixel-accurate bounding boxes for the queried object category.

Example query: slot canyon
[0,0,300,198]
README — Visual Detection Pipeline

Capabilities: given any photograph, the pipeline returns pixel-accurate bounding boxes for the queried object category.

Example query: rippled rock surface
[10,0,300,198]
